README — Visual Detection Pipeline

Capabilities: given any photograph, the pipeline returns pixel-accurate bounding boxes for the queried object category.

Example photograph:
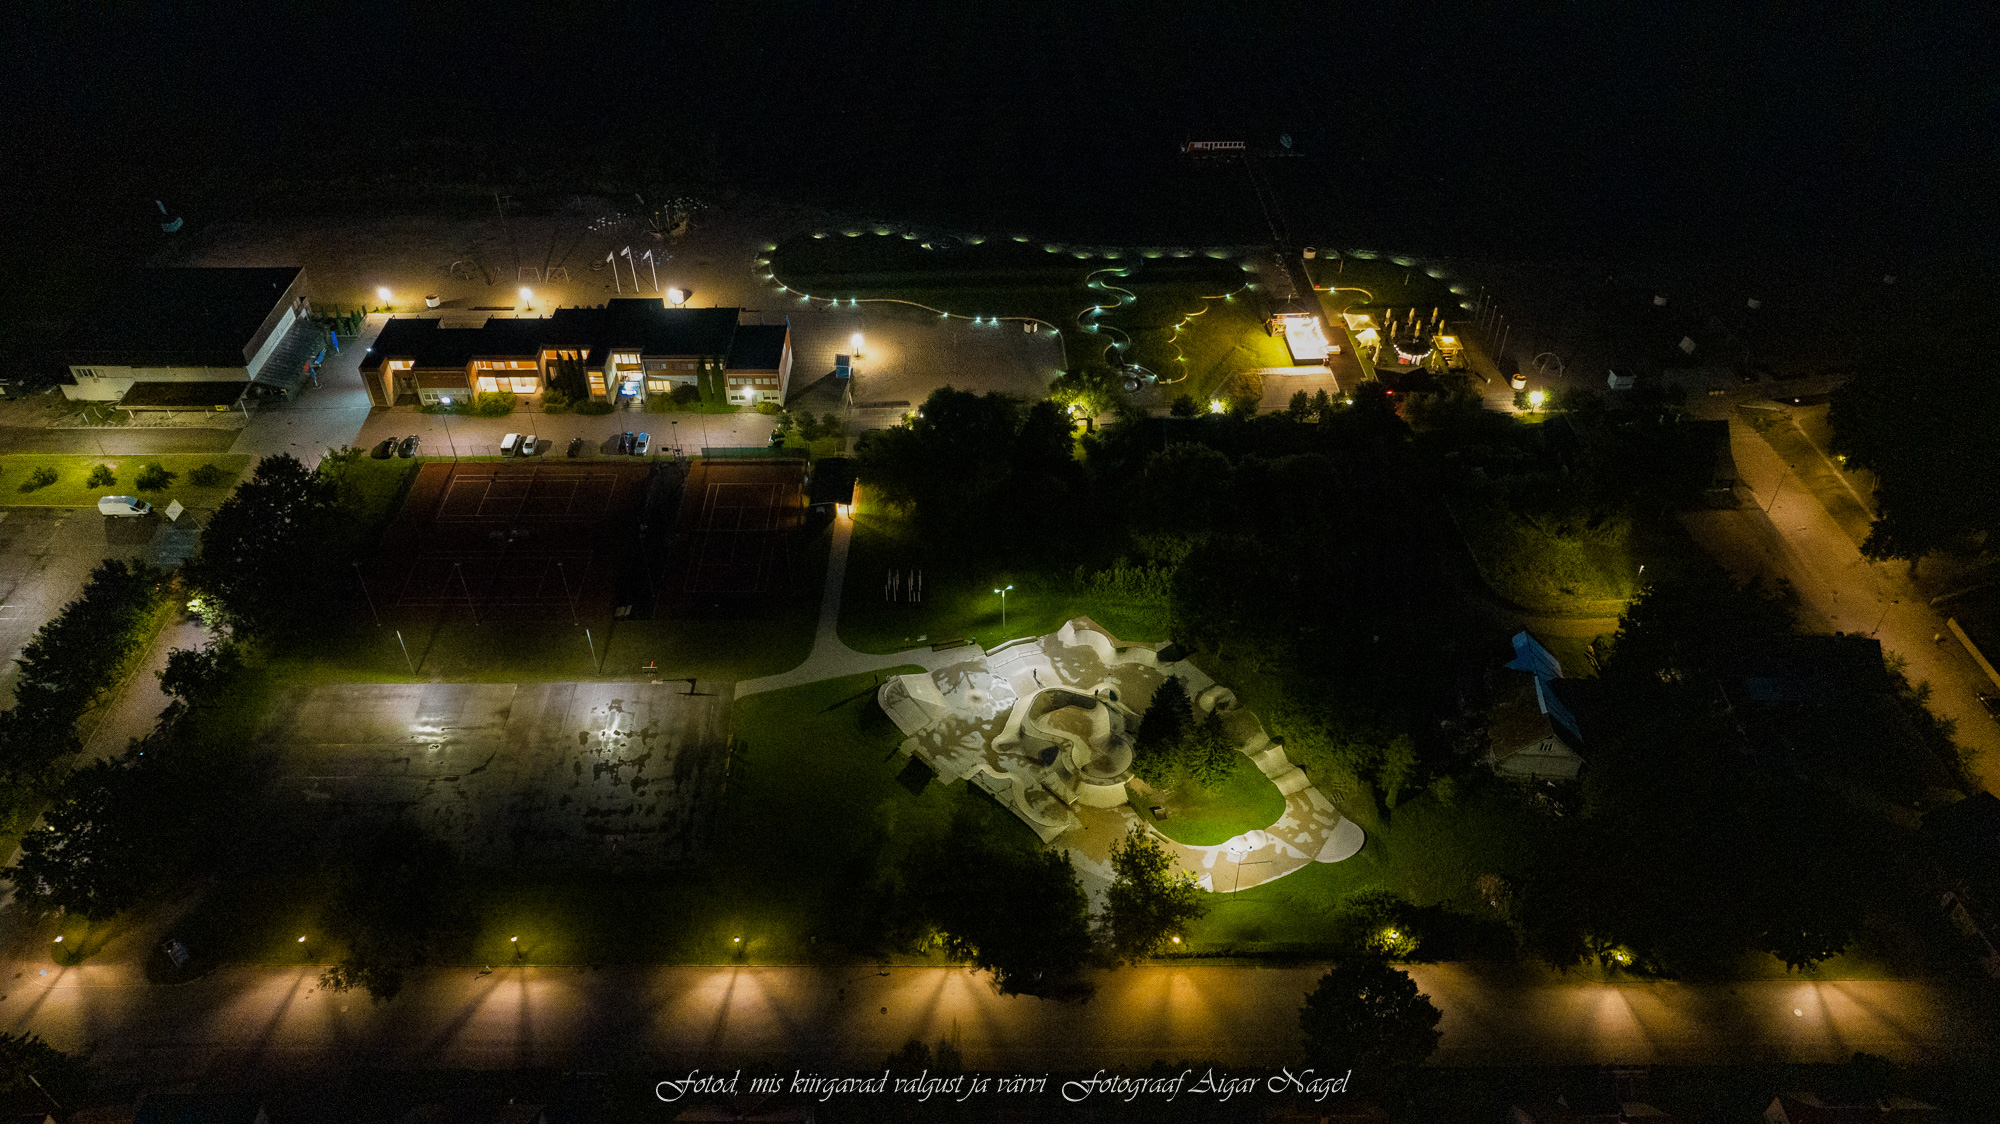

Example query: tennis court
[371,462,652,620]
[675,461,806,597]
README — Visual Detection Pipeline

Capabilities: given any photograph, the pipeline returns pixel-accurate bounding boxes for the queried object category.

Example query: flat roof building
[360,299,793,409]
[61,268,322,406]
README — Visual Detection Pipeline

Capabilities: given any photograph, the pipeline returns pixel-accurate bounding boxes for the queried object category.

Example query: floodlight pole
[453,561,479,626]
[993,584,1012,629]
[395,628,415,674]
[353,561,381,627]
[557,560,580,627]
[585,627,601,674]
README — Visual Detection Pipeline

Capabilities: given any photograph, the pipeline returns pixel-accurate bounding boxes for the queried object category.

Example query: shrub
[135,463,176,492]
[573,400,616,416]
[187,463,226,487]
[755,400,781,415]
[466,391,515,417]
[18,467,56,493]
[86,464,116,488]
[1169,394,1199,417]
[670,384,701,406]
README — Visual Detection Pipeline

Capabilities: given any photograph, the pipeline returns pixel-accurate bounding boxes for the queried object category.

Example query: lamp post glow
[667,287,688,306]
[519,286,533,311]
[375,286,392,304]
[993,584,1013,628]
[1527,389,1546,409]
[850,331,864,357]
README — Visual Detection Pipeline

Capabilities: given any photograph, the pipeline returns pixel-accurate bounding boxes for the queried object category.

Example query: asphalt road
[0,508,156,707]
[2,960,1989,1085]
[1682,412,2000,794]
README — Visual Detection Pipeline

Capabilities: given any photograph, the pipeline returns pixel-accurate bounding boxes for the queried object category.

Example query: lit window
[509,376,538,394]
[476,376,500,393]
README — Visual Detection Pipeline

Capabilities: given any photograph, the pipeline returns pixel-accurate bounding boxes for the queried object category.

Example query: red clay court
[372,462,652,621]
[672,460,806,598]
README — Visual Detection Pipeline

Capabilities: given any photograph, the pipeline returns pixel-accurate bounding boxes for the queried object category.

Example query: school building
[358,298,794,408]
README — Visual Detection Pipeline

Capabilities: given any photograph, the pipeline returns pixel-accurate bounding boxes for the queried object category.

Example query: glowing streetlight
[1209,399,1228,414]
[1527,389,1547,409]
[993,584,1013,628]
[667,287,688,306]
[519,286,533,311]
[297,935,307,943]
[850,331,865,356]
[52,935,63,944]
[375,285,392,302]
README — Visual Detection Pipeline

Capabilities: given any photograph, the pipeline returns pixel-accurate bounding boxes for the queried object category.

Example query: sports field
[671,460,806,601]
[370,462,651,622]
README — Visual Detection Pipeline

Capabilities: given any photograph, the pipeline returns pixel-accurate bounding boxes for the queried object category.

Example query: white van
[500,432,522,457]
[97,496,152,517]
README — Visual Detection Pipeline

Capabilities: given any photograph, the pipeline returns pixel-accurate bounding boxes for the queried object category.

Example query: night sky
[5,2,1993,261]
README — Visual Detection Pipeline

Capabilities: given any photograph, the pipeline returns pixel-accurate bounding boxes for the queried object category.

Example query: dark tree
[1102,826,1207,962]
[0,1031,88,1112]
[1134,676,1193,756]
[319,824,468,1002]
[1130,442,1233,538]
[1287,390,1312,420]
[184,454,338,639]
[1299,957,1443,1072]
[918,821,1093,995]
[545,356,590,405]
[1169,393,1200,417]
[1184,707,1240,789]
[1830,361,2000,564]
[0,559,164,780]
[6,751,205,920]
[1311,388,1333,419]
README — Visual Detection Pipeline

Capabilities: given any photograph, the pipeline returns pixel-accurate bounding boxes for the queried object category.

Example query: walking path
[736,490,949,697]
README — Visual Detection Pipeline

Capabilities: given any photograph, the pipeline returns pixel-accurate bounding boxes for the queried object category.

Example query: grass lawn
[838,499,1169,653]
[1308,256,1469,319]
[1179,783,1542,956]
[1454,502,1638,610]
[1129,758,1285,846]
[0,453,251,507]
[1126,290,1292,405]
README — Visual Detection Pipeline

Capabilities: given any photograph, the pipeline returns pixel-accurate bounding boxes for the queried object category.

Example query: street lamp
[993,584,1013,628]
[667,287,689,307]
[850,331,865,357]
[376,285,392,304]
[519,286,534,311]
[1527,389,1546,409]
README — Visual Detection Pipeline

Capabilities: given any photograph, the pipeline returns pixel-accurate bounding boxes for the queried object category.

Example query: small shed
[807,456,856,509]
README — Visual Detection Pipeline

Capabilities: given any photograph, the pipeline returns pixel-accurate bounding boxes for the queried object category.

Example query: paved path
[0,960,1987,1083]
[737,491,945,696]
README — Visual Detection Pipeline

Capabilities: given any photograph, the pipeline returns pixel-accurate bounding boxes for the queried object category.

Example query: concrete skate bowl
[1023,687,1133,789]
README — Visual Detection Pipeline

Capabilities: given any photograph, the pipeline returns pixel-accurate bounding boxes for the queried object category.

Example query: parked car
[520,434,538,456]
[619,431,635,455]
[635,432,650,456]
[398,434,420,458]
[370,438,396,459]
[566,436,582,458]
[97,496,152,517]
[501,432,523,457]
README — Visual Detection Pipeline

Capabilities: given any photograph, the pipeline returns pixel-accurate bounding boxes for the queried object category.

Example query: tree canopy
[1102,826,1206,962]
[1830,361,2000,562]
[183,453,339,639]
[1298,957,1443,1073]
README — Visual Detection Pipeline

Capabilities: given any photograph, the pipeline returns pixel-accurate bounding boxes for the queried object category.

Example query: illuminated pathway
[0,961,1987,1081]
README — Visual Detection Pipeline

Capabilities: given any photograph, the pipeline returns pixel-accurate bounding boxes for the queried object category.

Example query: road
[1682,410,2000,794]
[2,960,1988,1084]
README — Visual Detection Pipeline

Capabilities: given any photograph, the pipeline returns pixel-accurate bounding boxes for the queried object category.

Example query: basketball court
[672,460,806,599]
[372,462,653,621]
